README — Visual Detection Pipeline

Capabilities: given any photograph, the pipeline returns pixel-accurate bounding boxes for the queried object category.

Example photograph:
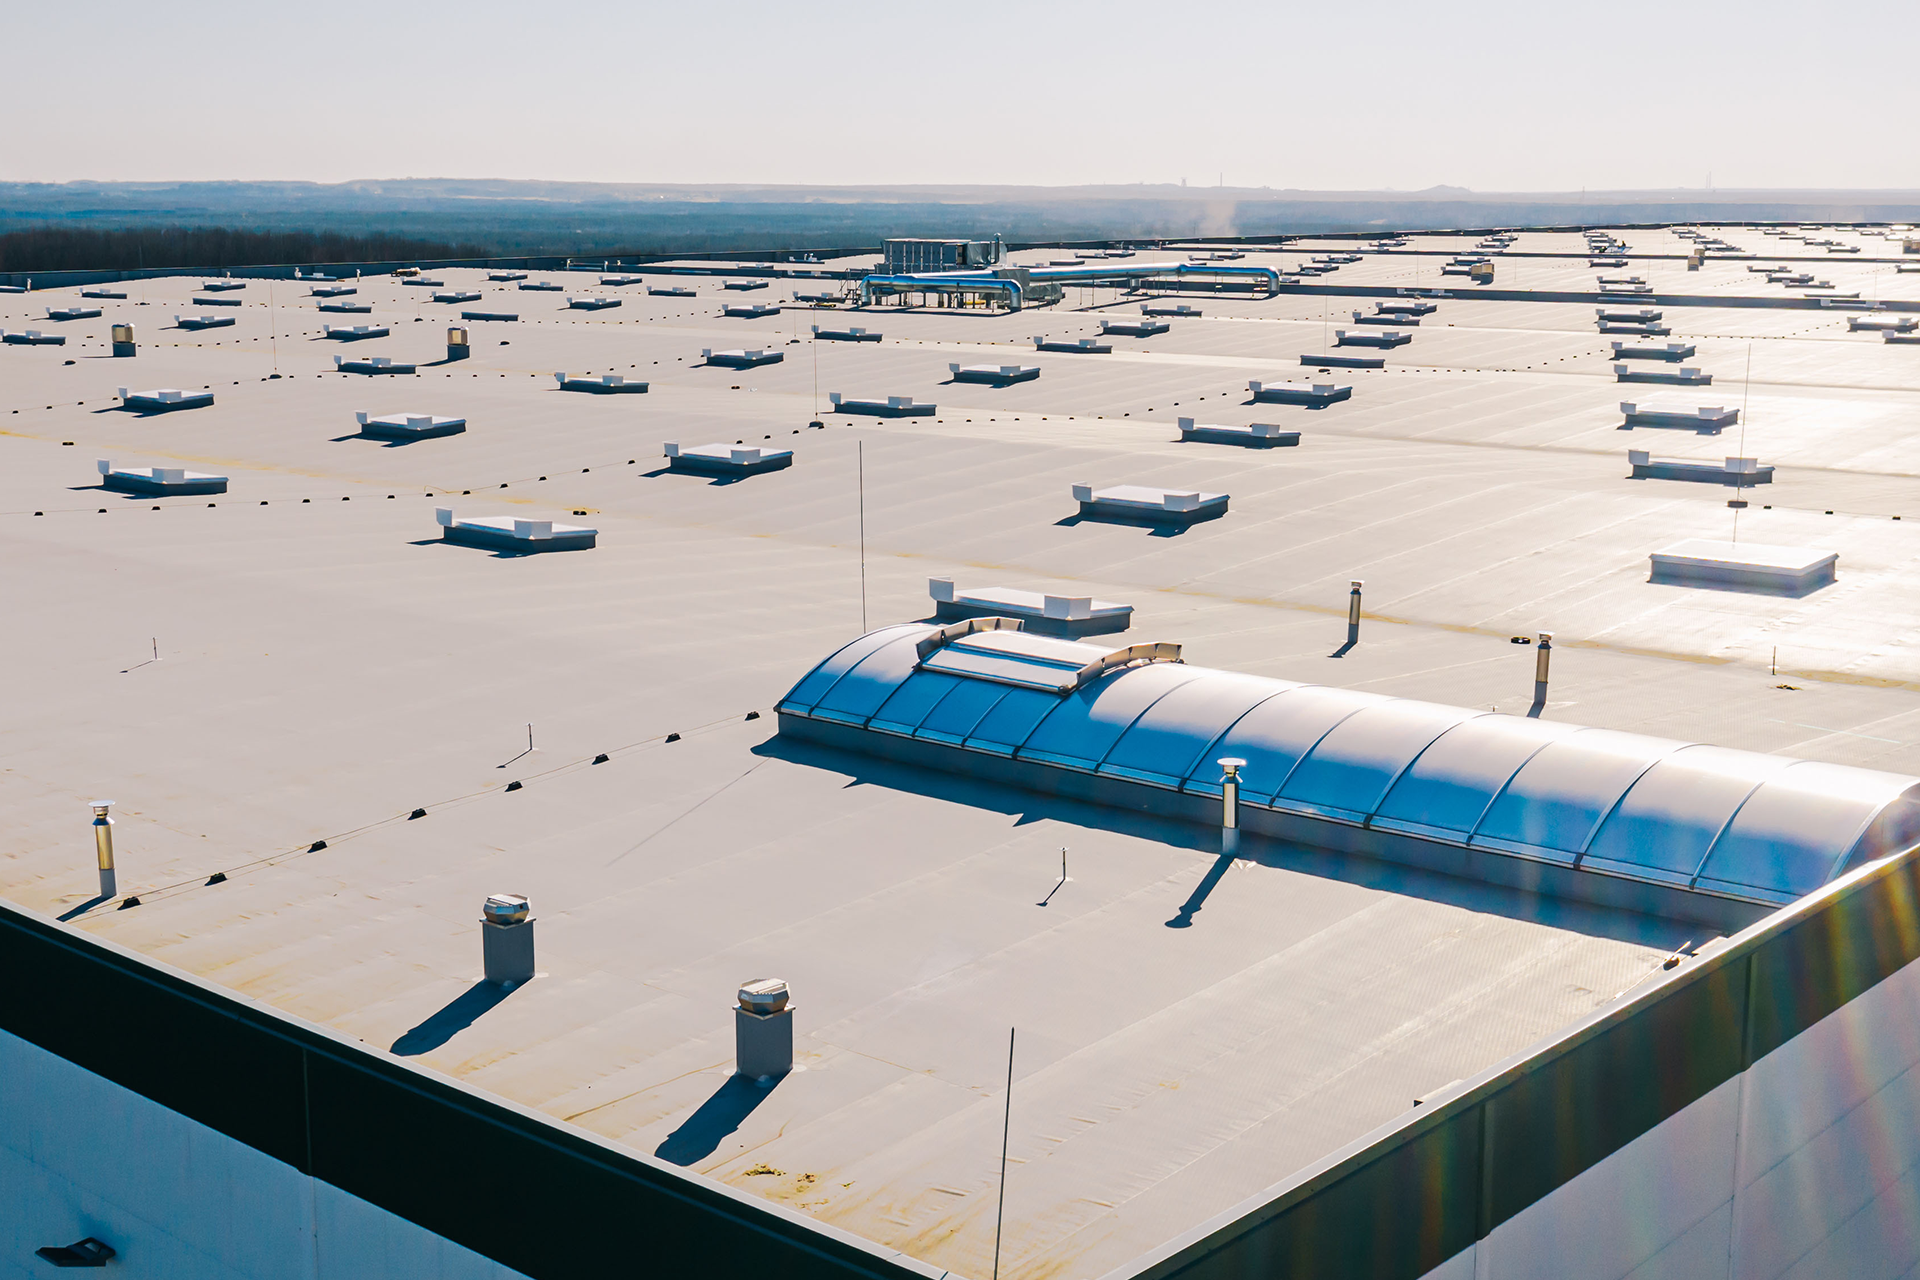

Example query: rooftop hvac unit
[1072,483,1230,526]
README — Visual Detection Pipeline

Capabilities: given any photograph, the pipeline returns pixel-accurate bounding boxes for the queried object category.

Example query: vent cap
[484,894,530,925]
[738,978,789,1014]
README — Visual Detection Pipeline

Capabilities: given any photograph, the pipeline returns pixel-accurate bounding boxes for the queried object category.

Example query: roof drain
[736,979,794,1085]
[481,894,535,988]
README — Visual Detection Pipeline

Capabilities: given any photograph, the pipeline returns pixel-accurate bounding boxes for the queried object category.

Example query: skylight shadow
[755,734,1698,949]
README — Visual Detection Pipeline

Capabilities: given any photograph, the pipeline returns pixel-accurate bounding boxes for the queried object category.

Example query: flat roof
[5,224,1920,1277]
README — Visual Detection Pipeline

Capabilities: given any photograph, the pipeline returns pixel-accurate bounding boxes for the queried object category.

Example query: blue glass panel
[966,687,1066,758]
[1372,715,1580,843]
[779,625,926,714]
[1020,665,1206,769]
[1278,701,1479,822]
[1100,674,1291,787]
[1473,730,1680,862]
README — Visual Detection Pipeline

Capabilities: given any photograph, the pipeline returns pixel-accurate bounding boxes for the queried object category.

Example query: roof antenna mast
[993,1027,1015,1280]
[858,441,868,633]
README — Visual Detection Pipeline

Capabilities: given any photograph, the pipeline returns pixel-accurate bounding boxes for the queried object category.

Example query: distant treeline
[0,225,493,273]
[9,197,1920,270]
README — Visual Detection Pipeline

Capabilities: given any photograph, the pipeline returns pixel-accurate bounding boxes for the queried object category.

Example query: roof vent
[484,893,530,925]
[738,978,789,1014]
[736,978,794,1083]
[481,894,535,987]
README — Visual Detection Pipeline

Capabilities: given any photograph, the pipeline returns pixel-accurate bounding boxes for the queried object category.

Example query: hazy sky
[7,0,1912,192]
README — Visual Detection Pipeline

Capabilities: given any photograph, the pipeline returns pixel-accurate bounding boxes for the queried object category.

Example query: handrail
[858,273,1024,309]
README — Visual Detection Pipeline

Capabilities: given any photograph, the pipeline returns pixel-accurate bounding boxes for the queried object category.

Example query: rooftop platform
[7,228,1920,1278]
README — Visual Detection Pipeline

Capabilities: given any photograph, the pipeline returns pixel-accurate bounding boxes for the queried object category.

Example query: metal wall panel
[1149,1109,1484,1280]
[0,908,310,1171]
[1123,852,1920,1280]
[1479,956,1747,1231]
[1746,859,1920,1062]
[303,1053,895,1280]
[0,901,941,1280]
[13,783,1917,1280]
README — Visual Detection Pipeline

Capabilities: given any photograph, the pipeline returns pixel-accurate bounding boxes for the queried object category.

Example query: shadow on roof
[654,1074,782,1166]
[1166,850,1236,928]
[754,733,1698,950]
[390,980,521,1056]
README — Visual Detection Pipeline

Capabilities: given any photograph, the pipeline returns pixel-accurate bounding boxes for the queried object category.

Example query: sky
[5,0,1914,193]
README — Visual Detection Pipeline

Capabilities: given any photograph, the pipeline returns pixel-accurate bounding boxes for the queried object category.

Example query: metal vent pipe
[1219,758,1246,855]
[91,801,116,898]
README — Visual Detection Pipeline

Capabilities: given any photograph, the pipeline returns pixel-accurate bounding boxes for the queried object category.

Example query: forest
[0,225,490,273]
